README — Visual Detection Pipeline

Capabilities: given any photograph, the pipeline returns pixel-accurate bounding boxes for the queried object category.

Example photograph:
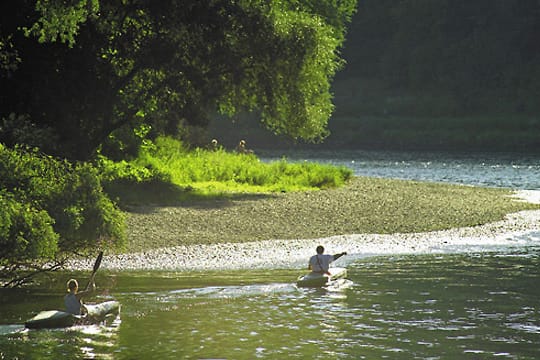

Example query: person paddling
[64,278,96,315]
[308,245,347,275]
[64,251,103,315]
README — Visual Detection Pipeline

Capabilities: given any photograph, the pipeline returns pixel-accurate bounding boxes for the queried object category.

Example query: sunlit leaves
[0,191,58,262]
[6,0,357,159]
[0,146,125,263]
[24,0,100,47]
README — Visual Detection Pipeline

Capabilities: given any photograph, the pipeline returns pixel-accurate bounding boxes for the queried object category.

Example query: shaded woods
[331,0,540,151]
[210,1,540,152]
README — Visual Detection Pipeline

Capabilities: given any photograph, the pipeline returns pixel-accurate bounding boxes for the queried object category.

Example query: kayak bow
[296,267,347,288]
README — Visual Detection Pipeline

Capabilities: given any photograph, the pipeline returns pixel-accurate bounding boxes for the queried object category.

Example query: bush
[0,191,58,262]
[0,113,59,154]
[0,145,125,263]
[135,136,353,193]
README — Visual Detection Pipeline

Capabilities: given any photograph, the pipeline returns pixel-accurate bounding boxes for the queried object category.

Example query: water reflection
[260,149,540,189]
[0,318,121,360]
[1,248,540,359]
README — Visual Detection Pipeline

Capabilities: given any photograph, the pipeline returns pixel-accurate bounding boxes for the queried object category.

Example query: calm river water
[260,149,540,189]
[1,150,539,359]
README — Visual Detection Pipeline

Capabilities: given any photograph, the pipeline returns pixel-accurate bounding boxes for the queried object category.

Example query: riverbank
[65,188,540,272]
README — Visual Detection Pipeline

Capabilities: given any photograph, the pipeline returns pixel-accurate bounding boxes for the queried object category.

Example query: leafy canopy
[0,0,357,160]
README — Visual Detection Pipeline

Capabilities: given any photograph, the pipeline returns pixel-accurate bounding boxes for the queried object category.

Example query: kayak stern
[25,300,120,329]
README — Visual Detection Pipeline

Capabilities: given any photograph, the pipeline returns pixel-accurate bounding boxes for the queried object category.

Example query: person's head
[67,279,79,293]
[316,245,324,254]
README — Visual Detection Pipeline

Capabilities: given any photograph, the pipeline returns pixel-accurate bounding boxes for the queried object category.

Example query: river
[259,149,540,190]
[1,150,539,359]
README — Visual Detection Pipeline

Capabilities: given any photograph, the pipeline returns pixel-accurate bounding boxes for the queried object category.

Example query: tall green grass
[138,137,351,192]
[100,136,352,204]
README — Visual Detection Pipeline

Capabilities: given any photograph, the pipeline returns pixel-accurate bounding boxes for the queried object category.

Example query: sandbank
[65,190,540,272]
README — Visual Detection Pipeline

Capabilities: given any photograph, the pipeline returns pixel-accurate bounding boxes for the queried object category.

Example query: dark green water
[1,248,540,359]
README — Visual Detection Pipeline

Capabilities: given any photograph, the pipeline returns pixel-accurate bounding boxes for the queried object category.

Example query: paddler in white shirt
[308,245,347,275]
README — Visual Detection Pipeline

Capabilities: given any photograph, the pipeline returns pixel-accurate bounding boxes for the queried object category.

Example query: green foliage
[137,137,352,193]
[100,136,352,205]
[0,145,125,264]
[1,0,357,160]
[98,124,146,161]
[0,191,58,262]
[23,0,100,47]
[222,0,357,143]
[97,156,161,184]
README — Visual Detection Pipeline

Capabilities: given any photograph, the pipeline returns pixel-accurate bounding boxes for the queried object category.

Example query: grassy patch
[101,136,352,207]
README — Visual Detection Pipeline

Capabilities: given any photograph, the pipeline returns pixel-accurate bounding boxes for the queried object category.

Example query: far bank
[207,113,540,153]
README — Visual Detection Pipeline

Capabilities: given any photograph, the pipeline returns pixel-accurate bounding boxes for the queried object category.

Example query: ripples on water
[351,249,540,359]
[260,150,540,189]
[4,249,538,359]
[115,248,540,359]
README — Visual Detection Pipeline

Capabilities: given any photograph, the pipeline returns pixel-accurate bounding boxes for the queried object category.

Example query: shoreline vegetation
[3,138,539,277]
[89,137,540,271]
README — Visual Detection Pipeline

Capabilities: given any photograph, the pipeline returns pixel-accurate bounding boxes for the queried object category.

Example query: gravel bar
[65,190,540,272]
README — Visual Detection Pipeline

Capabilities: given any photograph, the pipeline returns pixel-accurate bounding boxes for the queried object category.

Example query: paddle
[85,251,103,291]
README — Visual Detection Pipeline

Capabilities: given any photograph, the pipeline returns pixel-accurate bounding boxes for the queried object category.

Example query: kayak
[296,267,347,287]
[25,300,120,329]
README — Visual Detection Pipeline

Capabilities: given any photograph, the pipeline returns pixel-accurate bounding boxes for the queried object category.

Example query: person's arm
[76,280,96,300]
[332,252,347,261]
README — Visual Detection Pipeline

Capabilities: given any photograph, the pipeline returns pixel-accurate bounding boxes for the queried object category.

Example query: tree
[0,0,357,160]
[0,144,125,286]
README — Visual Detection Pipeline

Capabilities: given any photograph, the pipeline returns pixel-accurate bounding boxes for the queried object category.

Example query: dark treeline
[211,0,540,152]
[331,0,540,151]
[340,0,540,116]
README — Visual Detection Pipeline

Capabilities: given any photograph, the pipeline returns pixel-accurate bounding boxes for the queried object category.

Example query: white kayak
[25,300,120,329]
[296,267,348,287]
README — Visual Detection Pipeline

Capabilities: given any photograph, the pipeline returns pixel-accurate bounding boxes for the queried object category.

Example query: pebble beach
[65,190,540,272]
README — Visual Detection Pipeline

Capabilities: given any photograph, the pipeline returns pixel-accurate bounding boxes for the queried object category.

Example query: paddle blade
[85,251,103,291]
[92,251,104,273]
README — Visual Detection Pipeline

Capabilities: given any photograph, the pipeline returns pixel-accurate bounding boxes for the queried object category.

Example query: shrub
[0,145,125,263]
[0,191,58,262]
